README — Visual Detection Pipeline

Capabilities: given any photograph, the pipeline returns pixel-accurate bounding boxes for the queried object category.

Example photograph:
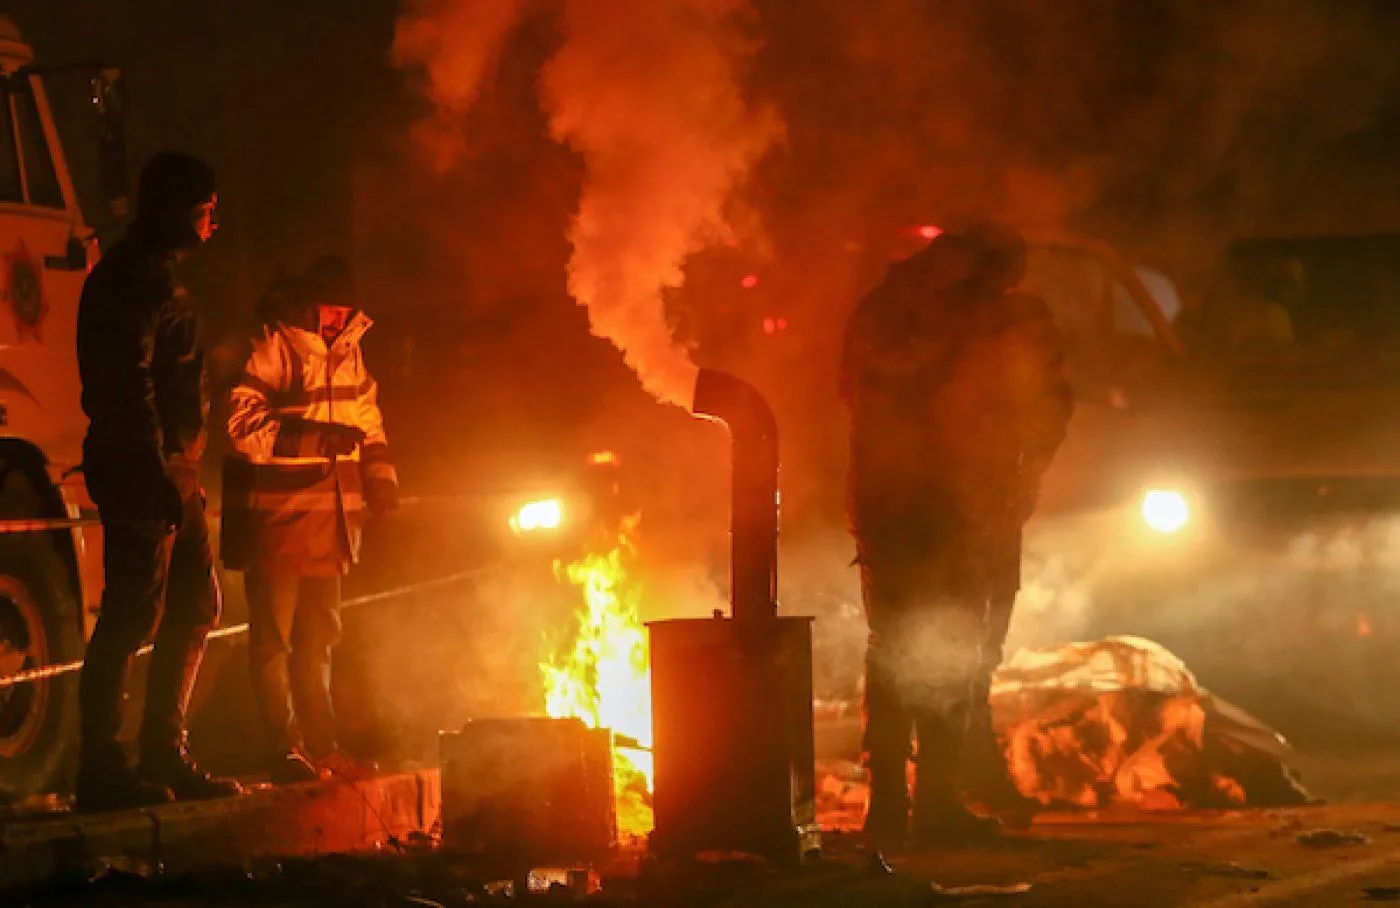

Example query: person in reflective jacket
[225,255,398,783]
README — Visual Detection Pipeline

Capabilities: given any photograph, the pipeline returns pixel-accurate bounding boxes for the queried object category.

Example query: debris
[1185,861,1272,880]
[869,850,895,877]
[695,850,768,867]
[1363,886,1400,901]
[929,881,1033,900]
[484,880,516,898]
[1296,829,1371,848]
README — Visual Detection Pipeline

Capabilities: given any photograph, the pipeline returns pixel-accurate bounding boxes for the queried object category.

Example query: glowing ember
[541,515,654,836]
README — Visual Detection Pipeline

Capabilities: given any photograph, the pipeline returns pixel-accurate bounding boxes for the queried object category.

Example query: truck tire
[0,535,81,798]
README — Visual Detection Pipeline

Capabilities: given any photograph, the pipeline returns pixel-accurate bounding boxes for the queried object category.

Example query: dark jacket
[77,229,206,519]
[841,250,1072,540]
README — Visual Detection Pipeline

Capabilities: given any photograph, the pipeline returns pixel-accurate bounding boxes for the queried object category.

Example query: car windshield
[1196,236,1400,381]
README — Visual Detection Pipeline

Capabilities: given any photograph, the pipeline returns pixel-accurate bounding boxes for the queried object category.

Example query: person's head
[134,151,218,254]
[255,270,301,328]
[301,255,356,343]
[961,218,1027,294]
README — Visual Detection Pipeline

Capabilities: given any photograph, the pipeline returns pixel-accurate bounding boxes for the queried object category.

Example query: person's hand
[320,423,367,457]
[366,477,399,517]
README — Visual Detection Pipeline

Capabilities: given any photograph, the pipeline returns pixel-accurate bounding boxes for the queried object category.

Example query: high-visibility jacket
[224,312,397,575]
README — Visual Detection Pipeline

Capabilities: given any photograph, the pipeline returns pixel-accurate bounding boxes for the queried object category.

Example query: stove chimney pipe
[647,367,817,863]
[690,368,778,621]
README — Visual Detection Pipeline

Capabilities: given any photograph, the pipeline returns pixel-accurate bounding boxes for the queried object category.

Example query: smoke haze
[393,0,780,408]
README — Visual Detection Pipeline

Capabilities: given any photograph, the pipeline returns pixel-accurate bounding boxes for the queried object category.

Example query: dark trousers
[78,478,221,767]
[246,572,342,758]
[958,524,1022,784]
[861,571,986,828]
[856,512,1020,829]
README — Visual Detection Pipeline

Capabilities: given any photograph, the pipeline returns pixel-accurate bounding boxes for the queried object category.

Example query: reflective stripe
[276,380,374,407]
[249,489,364,511]
[236,371,280,399]
[363,460,397,484]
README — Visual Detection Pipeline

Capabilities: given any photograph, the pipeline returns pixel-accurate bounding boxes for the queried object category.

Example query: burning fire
[540,515,654,835]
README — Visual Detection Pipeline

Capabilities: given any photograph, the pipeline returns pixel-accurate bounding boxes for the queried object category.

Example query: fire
[541,515,654,836]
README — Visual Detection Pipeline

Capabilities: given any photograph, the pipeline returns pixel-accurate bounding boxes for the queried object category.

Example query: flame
[541,515,654,836]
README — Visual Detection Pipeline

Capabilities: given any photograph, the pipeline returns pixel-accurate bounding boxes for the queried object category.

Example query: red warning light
[741,273,759,289]
[917,225,943,240]
[762,317,776,334]
[776,318,788,330]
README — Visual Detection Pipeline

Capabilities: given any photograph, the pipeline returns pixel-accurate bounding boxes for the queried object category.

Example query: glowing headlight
[510,498,563,534]
[1141,489,1190,534]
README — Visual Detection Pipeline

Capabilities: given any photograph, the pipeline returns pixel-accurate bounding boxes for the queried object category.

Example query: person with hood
[75,151,243,811]
[840,220,1072,846]
[224,255,398,783]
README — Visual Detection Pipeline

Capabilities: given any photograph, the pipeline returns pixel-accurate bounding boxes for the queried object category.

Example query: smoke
[393,0,781,409]
[392,0,530,171]
[538,1,781,408]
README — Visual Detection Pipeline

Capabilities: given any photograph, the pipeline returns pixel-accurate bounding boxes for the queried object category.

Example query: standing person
[224,255,398,783]
[840,220,1071,845]
[75,151,243,811]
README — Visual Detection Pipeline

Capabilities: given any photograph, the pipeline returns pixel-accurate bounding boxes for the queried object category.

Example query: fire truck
[0,16,129,798]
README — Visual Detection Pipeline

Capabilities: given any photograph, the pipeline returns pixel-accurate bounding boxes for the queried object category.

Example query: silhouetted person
[840,220,1071,845]
[75,151,243,811]
[225,255,398,783]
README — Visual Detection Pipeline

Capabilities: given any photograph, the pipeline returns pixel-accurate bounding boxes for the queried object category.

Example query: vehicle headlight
[510,498,564,535]
[1141,489,1190,534]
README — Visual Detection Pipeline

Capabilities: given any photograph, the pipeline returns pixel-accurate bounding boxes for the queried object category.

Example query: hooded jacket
[223,310,396,575]
[841,230,1072,538]
[77,151,218,523]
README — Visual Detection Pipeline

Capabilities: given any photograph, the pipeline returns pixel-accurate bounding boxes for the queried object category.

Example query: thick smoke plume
[539,0,781,408]
[394,0,780,409]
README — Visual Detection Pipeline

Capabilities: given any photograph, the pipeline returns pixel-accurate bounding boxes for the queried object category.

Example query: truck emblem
[5,240,46,340]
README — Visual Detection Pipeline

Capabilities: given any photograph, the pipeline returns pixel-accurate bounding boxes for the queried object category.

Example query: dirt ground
[20,793,1400,906]
[13,719,1400,906]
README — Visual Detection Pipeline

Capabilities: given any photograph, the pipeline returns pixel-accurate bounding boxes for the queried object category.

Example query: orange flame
[541,515,654,835]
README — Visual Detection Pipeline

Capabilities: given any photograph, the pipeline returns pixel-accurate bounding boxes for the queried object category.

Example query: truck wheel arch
[0,440,86,797]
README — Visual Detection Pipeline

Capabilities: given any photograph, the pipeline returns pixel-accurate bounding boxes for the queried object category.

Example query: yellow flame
[541,515,654,836]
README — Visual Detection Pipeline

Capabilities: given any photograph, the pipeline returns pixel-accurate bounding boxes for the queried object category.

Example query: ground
[16,804,1400,906]
[8,704,1400,907]
[15,754,1400,907]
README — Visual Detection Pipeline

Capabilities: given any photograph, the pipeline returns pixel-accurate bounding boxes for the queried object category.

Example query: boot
[138,736,243,801]
[863,793,910,849]
[912,709,1000,845]
[962,763,1037,830]
[963,691,1041,822]
[75,755,175,813]
[960,713,1038,830]
[270,750,323,785]
[911,801,1003,845]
